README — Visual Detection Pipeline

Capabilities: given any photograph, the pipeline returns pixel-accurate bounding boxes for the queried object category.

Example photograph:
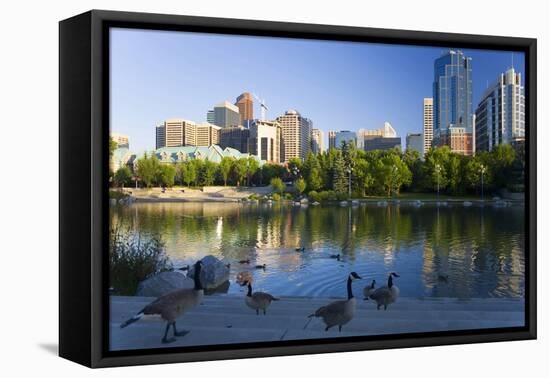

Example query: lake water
[111,201,525,299]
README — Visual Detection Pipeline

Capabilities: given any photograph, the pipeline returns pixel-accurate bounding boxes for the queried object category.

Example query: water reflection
[111,202,525,299]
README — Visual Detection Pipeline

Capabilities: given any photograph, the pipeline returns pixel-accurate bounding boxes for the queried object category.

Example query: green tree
[303,152,323,191]
[270,177,285,194]
[373,154,412,196]
[200,160,217,186]
[109,137,117,159]
[178,161,196,187]
[261,163,286,186]
[157,164,176,187]
[353,159,374,196]
[332,152,347,194]
[113,166,132,188]
[246,157,260,186]
[233,158,248,187]
[219,157,233,186]
[423,146,451,193]
[136,152,161,188]
[295,177,306,195]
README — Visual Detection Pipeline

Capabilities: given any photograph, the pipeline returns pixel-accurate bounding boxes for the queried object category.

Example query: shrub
[109,225,173,295]
[283,192,293,200]
[272,193,281,201]
[308,190,320,202]
[270,177,285,193]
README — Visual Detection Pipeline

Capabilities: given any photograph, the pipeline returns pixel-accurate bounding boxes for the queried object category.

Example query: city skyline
[110,28,525,154]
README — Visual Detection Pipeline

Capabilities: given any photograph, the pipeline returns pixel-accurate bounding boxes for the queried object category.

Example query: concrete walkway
[110,295,524,351]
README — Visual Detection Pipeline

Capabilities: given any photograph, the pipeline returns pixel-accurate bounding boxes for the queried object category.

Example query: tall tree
[200,160,217,186]
[219,157,233,186]
[332,152,347,194]
[233,158,248,187]
[246,157,260,186]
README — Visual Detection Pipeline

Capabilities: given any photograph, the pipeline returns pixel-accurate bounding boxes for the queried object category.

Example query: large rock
[188,255,230,290]
[135,271,193,297]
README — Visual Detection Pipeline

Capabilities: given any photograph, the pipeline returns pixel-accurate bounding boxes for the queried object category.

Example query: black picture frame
[59,9,537,368]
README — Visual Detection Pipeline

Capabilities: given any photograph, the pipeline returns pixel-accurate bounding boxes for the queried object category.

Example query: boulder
[135,271,193,297]
[188,255,230,290]
[300,198,309,204]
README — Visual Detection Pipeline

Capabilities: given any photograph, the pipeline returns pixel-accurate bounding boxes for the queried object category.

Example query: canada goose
[225,263,231,269]
[238,259,251,264]
[120,260,204,344]
[363,280,376,300]
[369,272,400,310]
[240,280,279,315]
[308,272,362,331]
[178,265,190,272]
[329,254,341,260]
[255,264,266,270]
[295,247,305,252]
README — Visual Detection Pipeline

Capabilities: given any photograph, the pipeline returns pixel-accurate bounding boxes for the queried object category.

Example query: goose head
[349,272,362,281]
[388,272,399,288]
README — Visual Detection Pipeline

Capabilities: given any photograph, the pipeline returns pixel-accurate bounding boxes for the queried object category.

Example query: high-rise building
[158,119,220,148]
[235,92,254,127]
[249,120,282,163]
[208,101,241,128]
[423,98,434,155]
[155,125,165,149]
[328,131,336,150]
[311,128,325,154]
[111,132,129,148]
[364,137,402,151]
[277,110,312,162]
[357,122,397,150]
[334,130,357,149]
[406,133,423,155]
[433,50,474,155]
[206,110,215,124]
[220,125,250,153]
[475,68,525,152]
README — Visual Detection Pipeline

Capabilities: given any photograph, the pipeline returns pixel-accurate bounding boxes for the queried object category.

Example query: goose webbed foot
[172,322,190,337]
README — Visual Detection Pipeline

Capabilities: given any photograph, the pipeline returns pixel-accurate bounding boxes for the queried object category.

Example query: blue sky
[110,28,525,153]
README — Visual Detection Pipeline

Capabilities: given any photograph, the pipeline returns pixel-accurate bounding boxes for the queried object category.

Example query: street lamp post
[480,164,486,201]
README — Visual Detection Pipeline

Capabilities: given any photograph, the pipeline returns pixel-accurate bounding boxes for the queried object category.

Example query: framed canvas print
[59,10,537,368]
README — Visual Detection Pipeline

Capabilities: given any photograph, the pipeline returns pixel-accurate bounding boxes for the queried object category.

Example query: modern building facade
[111,132,129,148]
[220,125,250,153]
[364,137,402,152]
[155,125,165,150]
[357,122,397,150]
[433,50,474,155]
[235,92,254,127]
[311,128,325,154]
[208,101,241,128]
[249,120,282,163]
[334,130,357,149]
[328,131,336,150]
[277,109,312,162]
[406,133,424,155]
[423,97,434,155]
[146,145,257,165]
[156,119,221,148]
[475,68,525,152]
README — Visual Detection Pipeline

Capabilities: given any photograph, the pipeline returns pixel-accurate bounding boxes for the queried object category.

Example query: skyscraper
[423,98,434,155]
[328,131,336,150]
[406,133,423,155]
[235,92,254,127]
[249,120,281,163]
[475,68,525,152]
[357,122,397,149]
[277,110,312,162]
[158,119,220,148]
[208,101,241,128]
[155,125,165,149]
[311,128,325,154]
[433,50,474,155]
[220,125,250,153]
[111,132,129,148]
[334,130,357,149]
